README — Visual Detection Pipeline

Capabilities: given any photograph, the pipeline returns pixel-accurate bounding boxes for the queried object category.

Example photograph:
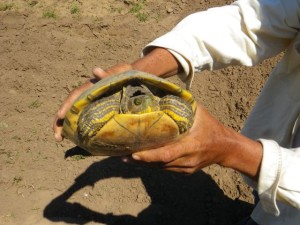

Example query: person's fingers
[132,140,191,164]
[92,67,108,79]
[123,154,199,174]
[53,79,95,142]
[121,156,164,168]
[122,156,136,164]
[163,154,199,169]
[54,63,132,142]
[53,116,64,142]
[160,166,196,174]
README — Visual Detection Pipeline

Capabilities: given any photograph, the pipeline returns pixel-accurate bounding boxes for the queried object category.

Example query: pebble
[166,7,173,13]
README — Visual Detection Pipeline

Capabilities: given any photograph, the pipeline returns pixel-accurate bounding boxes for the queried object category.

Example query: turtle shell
[62,70,197,156]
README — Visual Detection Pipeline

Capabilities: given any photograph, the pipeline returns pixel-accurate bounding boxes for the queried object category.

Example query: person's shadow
[44,147,254,225]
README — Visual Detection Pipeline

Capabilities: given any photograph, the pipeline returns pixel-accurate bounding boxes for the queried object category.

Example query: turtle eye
[134,98,142,105]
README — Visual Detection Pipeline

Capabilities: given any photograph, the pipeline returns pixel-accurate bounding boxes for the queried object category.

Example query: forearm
[131,47,183,78]
[93,47,182,80]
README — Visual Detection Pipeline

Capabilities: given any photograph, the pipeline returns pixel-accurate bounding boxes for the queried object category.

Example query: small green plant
[0,3,14,11]
[28,100,42,109]
[154,13,162,22]
[128,0,148,22]
[0,121,8,130]
[70,4,79,14]
[71,155,87,161]
[136,12,148,22]
[129,3,142,14]
[110,6,123,14]
[30,128,37,135]
[3,213,15,219]
[72,81,83,89]
[43,9,57,19]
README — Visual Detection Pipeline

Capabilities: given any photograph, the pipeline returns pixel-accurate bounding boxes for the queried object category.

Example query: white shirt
[143,0,300,224]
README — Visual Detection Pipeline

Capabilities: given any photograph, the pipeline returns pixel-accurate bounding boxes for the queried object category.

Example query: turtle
[62,70,197,156]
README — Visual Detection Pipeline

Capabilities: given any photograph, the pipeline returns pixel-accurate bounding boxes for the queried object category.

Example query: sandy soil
[0,0,281,225]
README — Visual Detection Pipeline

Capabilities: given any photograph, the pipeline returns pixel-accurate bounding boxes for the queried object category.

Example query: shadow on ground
[44,147,253,225]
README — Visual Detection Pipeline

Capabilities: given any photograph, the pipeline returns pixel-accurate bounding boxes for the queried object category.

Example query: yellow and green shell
[63,70,197,156]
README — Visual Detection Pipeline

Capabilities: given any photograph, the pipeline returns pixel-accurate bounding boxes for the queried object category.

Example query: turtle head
[121,82,160,114]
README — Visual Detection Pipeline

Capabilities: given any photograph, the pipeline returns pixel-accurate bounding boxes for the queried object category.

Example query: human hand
[53,63,133,142]
[122,104,227,173]
[124,103,263,178]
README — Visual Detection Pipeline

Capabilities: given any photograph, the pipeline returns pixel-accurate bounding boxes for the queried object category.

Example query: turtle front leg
[77,91,121,144]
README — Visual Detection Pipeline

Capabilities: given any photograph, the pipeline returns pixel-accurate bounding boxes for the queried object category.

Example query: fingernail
[54,134,61,142]
[122,156,129,163]
[132,154,141,160]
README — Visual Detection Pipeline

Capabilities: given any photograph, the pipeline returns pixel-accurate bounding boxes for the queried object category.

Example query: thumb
[92,67,109,79]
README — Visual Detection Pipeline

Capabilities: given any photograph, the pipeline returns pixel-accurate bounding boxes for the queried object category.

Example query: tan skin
[53,47,263,181]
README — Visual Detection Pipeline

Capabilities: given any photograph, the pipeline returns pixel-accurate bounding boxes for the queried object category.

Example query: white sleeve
[142,0,300,87]
[257,139,300,216]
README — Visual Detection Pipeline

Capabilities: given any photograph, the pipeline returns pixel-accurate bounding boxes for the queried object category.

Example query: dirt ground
[0,0,281,225]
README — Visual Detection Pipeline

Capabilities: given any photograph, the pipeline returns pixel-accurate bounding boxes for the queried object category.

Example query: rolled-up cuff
[141,30,213,89]
[257,139,282,216]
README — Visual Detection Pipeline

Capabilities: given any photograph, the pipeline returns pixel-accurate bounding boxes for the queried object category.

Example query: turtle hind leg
[159,95,194,133]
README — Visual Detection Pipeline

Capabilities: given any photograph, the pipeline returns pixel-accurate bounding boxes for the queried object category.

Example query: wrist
[219,128,263,180]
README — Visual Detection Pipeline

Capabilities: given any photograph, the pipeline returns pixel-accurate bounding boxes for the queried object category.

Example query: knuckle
[160,150,173,163]
[188,157,199,168]
[56,109,65,119]
[181,158,199,174]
